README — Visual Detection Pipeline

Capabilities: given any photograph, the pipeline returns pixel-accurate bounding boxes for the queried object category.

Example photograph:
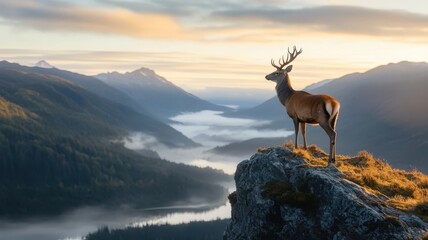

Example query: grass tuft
[257,147,270,153]
[268,143,428,220]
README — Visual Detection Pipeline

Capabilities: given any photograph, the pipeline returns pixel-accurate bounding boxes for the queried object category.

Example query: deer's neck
[275,75,295,106]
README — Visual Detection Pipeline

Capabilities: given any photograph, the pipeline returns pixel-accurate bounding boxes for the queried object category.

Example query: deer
[265,46,340,164]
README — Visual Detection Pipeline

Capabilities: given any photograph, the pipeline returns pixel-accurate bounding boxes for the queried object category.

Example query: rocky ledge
[224,147,428,240]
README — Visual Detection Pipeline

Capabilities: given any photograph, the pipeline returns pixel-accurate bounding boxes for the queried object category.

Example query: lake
[0,198,232,240]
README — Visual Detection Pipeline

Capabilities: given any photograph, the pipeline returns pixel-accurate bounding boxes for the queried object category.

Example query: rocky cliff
[224,147,428,240]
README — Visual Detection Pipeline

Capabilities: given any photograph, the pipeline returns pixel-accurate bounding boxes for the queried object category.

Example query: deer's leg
[331,131,337,163]
[329,114,338,162]
[319,122,336,163]
[301,122,307,149]
[293,118,299,148]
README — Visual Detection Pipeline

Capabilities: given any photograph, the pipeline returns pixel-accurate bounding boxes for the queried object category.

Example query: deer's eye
[275,73,279,75]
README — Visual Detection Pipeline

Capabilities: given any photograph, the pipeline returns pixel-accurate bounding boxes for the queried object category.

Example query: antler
[271,46,303,70]
[271,59,281,69]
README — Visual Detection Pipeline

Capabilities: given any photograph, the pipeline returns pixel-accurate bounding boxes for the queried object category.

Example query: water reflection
[0,200,231,240]
[131,202,231,227]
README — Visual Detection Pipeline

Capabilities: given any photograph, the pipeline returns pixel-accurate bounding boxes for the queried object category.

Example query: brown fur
[286,91,341,163]
[266,47,341,163]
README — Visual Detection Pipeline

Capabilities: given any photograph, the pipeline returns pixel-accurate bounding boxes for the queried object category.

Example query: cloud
[0,48,373,92]
[116,110,292,174]
[0,1,427,43]
[0,48,277,90]
[170,110,268,127]
[99,0,224,16]
[212,5,428,42]
[121,132,162,149]
[169,110,292,145]
[0,0,198,40]
[98,0,274,17]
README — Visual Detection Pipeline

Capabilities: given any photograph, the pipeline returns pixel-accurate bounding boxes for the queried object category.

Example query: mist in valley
[123,110,292,174]
[1,0,427,239]
[0,201,231,240]
[0,108,291,240]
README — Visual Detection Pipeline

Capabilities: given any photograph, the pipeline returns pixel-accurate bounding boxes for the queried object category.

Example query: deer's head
[265,46,302,83]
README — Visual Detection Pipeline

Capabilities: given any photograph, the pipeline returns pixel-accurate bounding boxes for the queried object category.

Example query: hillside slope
[0,67,196,147]
[95,68,229,120]
[230,62,428,172]
[0,68,232,217]
[0,60,145,115]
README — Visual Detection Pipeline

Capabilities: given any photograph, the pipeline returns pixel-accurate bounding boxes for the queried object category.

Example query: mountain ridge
[0,60,197,147]
[34,60,54,69]
[226,61,428,172]
[0,60,147,115]
[0,67,198,146]
[95,67,230,120]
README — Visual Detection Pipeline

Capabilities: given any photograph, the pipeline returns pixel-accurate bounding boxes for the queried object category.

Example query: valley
[0,60,427,239]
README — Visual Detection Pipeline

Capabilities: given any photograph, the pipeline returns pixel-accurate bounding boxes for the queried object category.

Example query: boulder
[224,147,428,240]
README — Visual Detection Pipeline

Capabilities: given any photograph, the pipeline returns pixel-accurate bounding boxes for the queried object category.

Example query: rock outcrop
[224,147,428,240]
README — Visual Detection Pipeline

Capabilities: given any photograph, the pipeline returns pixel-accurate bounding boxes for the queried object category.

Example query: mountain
[225,146,428,239]
[0,61,145,115]
[0,61,196,147]
[95,68,230,120]
[35,60,54,69]
[0,66,230,217]
[230,62,428,172]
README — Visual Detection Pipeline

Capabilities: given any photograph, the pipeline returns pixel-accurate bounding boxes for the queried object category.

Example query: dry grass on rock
[278,141,428,221]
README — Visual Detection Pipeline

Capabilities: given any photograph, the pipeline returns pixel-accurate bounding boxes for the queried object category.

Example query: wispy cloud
[98,0,228,16]
[211,6,428,42]
[169,110,291,145]
[0,48,370,91]
[0,1,427,42]
[120,110,293,174]
[170,110,268,127]
[0,0,198,40]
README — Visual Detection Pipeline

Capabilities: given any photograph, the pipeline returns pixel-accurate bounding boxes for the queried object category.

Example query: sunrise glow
[0,0,427,91]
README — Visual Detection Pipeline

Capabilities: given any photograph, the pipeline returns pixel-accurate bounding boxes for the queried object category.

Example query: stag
[265,46,340,163]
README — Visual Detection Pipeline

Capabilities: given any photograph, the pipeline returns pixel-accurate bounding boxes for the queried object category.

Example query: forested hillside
[86,219,230,240]
[0,67,229,217]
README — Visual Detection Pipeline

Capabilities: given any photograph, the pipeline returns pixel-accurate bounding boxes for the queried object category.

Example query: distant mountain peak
[94,67,229,120]
[127,67,172,85]
[35,60,54,69]
[131,67,156,76]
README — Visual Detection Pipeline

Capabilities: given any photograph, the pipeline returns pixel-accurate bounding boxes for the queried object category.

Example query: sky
[0,0,427,93]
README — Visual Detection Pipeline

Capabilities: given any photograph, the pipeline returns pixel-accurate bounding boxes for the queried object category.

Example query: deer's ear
[285,65,293,72]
